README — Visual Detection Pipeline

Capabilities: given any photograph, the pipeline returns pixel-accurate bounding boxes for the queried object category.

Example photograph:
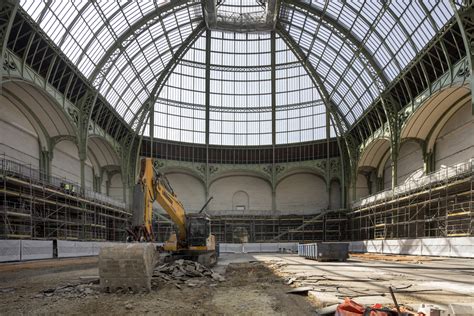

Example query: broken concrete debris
[35,282,100,299]
[153,259,225,287]
[35,259,226,298]
[0,287,16,293]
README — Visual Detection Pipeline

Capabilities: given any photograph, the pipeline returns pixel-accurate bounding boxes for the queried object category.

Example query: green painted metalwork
[451,0,474,114]
[0,0,18,91]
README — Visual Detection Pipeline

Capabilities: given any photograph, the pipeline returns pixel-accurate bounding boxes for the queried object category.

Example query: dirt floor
[1,253,473,315]
[0,256,316,316]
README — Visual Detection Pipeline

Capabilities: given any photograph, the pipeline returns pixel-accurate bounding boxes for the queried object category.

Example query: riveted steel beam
[0,0,18,91]
[451,0,474,114]
[275,24,349,131]
[122,22,206,182]
[88,0,192,85]
[205,28,211,146]
[129,22,206,132]
[282,0,389,87]
[276,25,357,161]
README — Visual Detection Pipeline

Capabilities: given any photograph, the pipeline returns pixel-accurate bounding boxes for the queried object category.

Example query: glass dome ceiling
[19,0,454,145]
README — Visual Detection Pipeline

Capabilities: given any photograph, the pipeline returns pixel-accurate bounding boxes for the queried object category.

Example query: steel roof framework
[9,0,468,152]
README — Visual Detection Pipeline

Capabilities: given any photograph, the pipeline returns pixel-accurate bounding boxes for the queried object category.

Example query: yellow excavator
[127,157,216,265]
[98,158,216,292]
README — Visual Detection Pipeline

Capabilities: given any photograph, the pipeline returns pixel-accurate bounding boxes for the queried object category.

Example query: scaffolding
[0,155,130,241]
[154,211,347,244]
[349,160,474,240]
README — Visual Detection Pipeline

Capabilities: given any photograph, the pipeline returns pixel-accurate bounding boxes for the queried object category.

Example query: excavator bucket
[99,243,156,292]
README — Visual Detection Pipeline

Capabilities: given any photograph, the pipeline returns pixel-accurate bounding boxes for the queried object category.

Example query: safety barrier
[0,240,53,262]
[0,240,165,262]
[0,240,21,262]
[21,240,53,260]
[349,237,474,258]
[219,242,298,253]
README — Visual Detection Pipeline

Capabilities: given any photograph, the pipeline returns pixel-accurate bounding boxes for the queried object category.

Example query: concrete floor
[240,253,474,312]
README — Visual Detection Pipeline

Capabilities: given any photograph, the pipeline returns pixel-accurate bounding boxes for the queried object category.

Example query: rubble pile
[153,259,225,288]
[35,282,100,299]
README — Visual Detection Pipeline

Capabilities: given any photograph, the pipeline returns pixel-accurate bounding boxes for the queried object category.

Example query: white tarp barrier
[57,240,95,258]
[278,243,298,252]
[421,238,451,257]
[243,243,261,253]
[259,243,279,253]
[21,240,53,260]
[449,237,474,258]
[219,243,243,253]
[365,240,383,253]
[219,243,298,253]
[349,241,365,253]
[401,239,422,256]
[0,240,21,262]
[350,237,474,258]
[383,239,422,256]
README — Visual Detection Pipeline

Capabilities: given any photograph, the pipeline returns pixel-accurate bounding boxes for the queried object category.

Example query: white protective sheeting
[449,237,474,258]
[383,239,422,255]
[350,237,474,258]
[219,243,298,253]
[0,240,21,262]
[278,242,299,252]
[57,240,96,258]
[349,241,366,253]
[219,243,244,253]
[21,240,53,260]
[242,243,262,253]
[420,238,451,257]
[365,240,383,253]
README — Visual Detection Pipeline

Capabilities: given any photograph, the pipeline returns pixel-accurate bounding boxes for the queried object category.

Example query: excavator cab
[186,214,211,247]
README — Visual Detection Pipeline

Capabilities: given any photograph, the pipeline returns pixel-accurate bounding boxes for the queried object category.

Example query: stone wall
[209,176,272,213]
[435,103,474,169]
[397,140,424,184]
[0,95,40,166]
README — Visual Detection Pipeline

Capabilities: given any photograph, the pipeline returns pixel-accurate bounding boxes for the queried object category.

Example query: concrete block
[21,240,53,260]
[0,240,21,262]
[99,243,156,292]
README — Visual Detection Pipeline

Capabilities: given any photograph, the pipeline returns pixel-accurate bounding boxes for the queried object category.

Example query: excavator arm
[153,171,187,243]
[129,158,187,243]
[102,158,216,293]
